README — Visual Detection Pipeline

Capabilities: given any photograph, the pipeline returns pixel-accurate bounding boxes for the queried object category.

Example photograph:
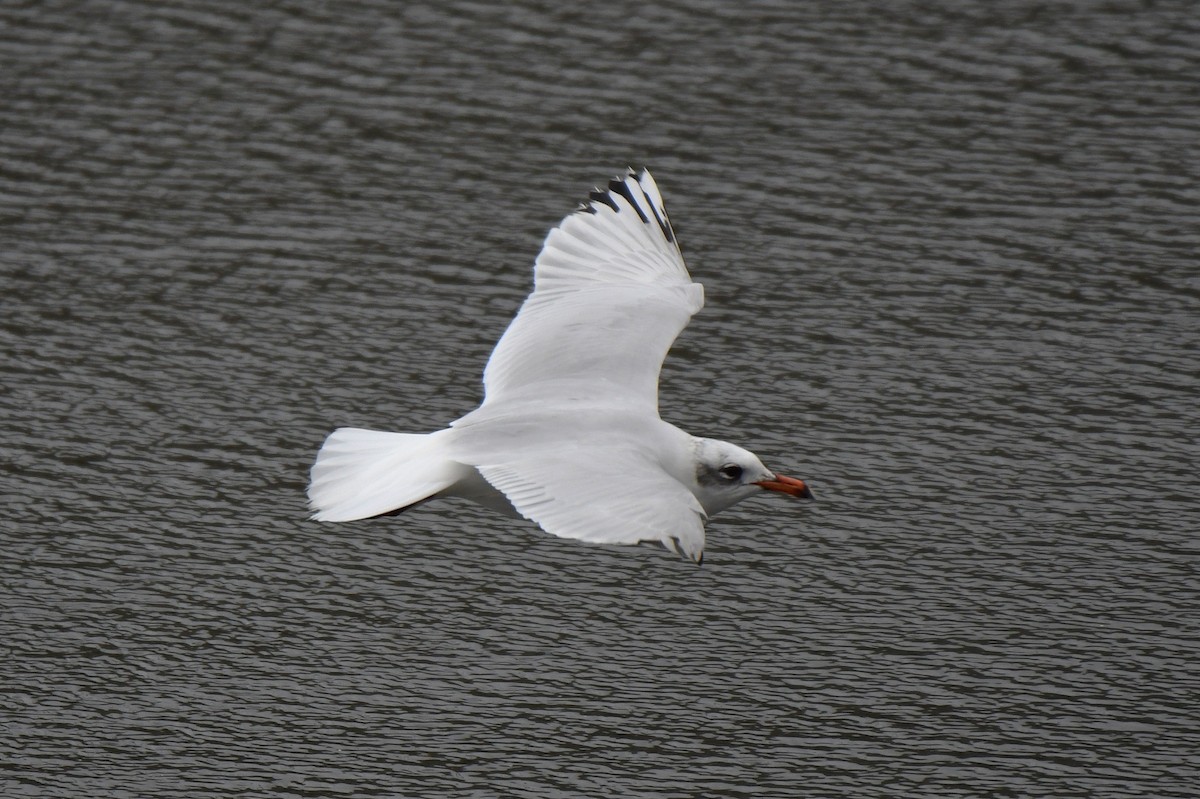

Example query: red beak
[754,473,814,500]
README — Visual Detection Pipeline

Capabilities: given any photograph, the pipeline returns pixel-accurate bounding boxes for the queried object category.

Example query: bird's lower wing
[474,449,708,563]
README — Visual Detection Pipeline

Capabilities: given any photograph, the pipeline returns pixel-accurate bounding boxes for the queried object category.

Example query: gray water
[3,1,1198,797]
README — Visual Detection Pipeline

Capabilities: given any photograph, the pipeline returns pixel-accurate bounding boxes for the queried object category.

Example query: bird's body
[308,169,812,562]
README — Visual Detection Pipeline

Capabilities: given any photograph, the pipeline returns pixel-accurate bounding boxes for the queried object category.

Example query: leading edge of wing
[482,169,704,407]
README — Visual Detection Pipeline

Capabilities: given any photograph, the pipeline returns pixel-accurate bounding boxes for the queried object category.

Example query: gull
[308,168,813,563]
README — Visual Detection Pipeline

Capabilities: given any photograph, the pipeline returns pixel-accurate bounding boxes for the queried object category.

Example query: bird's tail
[307,427,463,521]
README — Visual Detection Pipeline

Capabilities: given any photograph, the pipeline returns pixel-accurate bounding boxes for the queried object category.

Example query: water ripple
[3,1,1198,797]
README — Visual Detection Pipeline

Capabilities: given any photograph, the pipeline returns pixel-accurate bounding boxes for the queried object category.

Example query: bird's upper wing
[481,169,704,411]
[473,444,708,563]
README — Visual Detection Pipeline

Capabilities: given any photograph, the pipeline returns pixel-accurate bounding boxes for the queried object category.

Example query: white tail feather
[307,427,463,521]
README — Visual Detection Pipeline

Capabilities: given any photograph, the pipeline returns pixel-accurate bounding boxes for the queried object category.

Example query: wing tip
[574,167,677,244]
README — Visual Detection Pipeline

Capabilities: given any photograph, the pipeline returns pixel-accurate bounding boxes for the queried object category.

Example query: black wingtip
[587,189,619,212]
[608,177,650,223]
[573,168,677,245]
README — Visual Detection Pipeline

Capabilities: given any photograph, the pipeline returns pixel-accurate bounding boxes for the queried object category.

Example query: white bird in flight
[308,168,813,563]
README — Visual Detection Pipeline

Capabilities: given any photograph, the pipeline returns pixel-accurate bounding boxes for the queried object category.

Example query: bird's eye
[718,464,744,481]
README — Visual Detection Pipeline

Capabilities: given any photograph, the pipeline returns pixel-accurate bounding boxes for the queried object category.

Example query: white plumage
[308,169,812,562]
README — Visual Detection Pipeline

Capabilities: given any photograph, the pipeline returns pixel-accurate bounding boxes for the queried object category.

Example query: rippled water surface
[3,1,1198,797]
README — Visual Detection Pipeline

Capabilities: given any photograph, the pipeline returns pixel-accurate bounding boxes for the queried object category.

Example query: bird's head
[690,437,813,517]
